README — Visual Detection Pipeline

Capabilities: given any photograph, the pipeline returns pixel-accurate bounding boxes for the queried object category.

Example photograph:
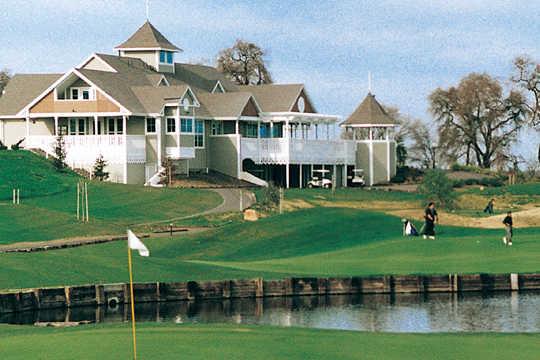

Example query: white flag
[127,230,150,257]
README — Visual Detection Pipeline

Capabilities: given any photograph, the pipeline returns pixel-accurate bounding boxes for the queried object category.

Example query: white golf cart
[307,169,332,188]
[348,168,366,187]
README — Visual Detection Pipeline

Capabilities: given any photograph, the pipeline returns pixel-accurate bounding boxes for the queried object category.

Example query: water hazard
[3,291,540,332]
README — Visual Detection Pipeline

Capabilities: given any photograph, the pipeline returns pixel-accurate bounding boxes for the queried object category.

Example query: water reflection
[2,291,540,332]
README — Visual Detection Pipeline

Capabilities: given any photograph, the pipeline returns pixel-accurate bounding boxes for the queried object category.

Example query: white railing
[26,135,146,166]
[241,137,356,165]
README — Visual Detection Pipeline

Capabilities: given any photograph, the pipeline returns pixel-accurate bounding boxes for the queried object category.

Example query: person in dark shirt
[502,211,513,246]
[423,202,438,240]
[484,199,495,215]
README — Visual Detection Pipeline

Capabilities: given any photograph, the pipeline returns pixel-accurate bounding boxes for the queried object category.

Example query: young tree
[418,169,457,209]
[0,69,11,97]
[217,40,273,85]
[430,73,527,169]
[92,154,109,181]
[53,135,67,171]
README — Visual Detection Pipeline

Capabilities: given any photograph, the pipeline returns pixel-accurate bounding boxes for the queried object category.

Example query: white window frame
[159,50,174,65]
[69,87,95,101]
[145,117,156,134]
[106,117,123,135]
[166,117,176,134]
[180,117,194,134]
[68,118,87,135]
[194,119,205,148]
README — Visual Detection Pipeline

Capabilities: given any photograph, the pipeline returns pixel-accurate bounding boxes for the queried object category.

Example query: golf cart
[348,168,366,187]
[307,169,332,188]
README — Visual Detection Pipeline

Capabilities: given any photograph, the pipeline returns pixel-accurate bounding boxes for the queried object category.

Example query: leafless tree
[217,40,273,85]
[405,119,439,169]
[429,73,527,169]
[0,69,11,97]
[512,56,540,126]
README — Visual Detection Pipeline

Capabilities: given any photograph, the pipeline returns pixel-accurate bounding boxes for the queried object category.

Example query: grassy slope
[0,151,222,243]
[1,323,539,360]
[2,208,539,289]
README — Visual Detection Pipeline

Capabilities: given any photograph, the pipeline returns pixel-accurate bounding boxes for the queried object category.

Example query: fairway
[0,323,539,360]
[1,208,539,290]
[0,151,222,244]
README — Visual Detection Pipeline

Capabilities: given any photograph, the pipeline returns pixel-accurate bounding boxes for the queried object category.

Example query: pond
[3,291,540,332]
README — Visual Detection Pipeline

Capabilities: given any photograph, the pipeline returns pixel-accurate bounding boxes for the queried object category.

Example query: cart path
[0,189,256,253]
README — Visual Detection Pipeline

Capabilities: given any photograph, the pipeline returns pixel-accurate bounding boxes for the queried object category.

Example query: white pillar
[156,116,162,167]
[333,164,337,188]
[342,165,348,187]
[386,127,391,182]
[326,123,330,140]
[93,115,98,135]
[123,115,128,184]
[286,163,290,189]
[299,164,303,188]
[311,164,314,178]
[235,119,239,135]
[54,116,59,136]
[176,106,180,153]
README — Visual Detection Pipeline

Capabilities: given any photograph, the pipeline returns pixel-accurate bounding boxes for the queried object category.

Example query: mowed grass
[1,323,539,360]
[2,208,539,290]
[0,151,222,243]
[284,187,422,203]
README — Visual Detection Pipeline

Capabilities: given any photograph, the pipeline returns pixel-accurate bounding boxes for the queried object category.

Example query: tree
[430,73,527,169]
[53,135,67,171]
[418,169,457,209]
[405,119,439,169]
[0,69,10,97]
[92,154,109,181]
[384,106,408,167]
[217,40,273,85]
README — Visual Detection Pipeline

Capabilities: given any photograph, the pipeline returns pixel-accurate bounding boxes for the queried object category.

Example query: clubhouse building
[0,21,396,187]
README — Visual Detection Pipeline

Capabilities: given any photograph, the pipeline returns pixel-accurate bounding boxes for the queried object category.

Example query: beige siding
[208,135,239,178]
[390,142,397,177]
[373,142,388,184]
[121,51,158,69]
[180,135,194,147]
[146,136,158,163]
[30,118,54,136]
[30,90,120,114]
[82,57,114,72]
[165,134,178,147]
[2,119,26,146]
[355,142,370,178]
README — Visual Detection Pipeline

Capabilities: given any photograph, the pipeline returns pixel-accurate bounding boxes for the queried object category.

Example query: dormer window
[69,87,94,101]
[159,50,173,64]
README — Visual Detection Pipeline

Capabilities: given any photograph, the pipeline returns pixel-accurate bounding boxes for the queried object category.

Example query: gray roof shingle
[0,74,62,116]
[115,21,181,52]
[342,93,396,126]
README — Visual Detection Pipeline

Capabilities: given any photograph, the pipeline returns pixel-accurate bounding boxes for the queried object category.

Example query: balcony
[241,137,356,165]
[26,135,146,166]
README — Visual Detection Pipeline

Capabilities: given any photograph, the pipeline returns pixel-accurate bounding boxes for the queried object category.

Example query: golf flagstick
[127,230,150,360]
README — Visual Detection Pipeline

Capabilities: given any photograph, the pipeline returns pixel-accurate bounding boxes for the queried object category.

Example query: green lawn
[284,187,422,203]
[2,208,539,290]
[0,151,222,243]
[1,323,539,360]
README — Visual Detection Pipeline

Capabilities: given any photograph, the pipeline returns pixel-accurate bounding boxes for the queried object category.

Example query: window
[146,118,156,134]
[117,118,123,134]
[69,87,93,100]
[82,89,90,100]
[160,50,173,64]
[166,118,176,133]
[211,121,223,136]
[108,119,116,134]
[241,122,258,138]
[69,118,86,135]
[180,118,193,133]
[71,88,79,100]
[195,120,204,148]
[107,118,123,135]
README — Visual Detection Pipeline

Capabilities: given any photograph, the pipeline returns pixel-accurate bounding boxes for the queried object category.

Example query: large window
[241,122,258,138]
[195,120,204,148]
[166,118,176,133]
[68,118,86,135]
[146,118,156,134]
[180,118,193,133]
[107,118,123,135]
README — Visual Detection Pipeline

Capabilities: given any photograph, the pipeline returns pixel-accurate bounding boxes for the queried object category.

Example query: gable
[30,89,120,114]
[291,89,315,113]
[81,56,116,72]
[241,97,260,117]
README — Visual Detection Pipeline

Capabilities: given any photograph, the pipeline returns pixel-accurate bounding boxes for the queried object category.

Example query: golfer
[484,199,495,215]
[502,211,513,246]
[423,202,438,240]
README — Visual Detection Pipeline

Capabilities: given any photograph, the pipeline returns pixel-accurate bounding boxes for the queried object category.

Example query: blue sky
[0,0,538,156]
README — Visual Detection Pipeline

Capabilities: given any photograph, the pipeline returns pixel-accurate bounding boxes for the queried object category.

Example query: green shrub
[0,141,7,150]
[258,182,281,210]
[391,166,423,184]
[418,169,457,209]
[10,138,24,150]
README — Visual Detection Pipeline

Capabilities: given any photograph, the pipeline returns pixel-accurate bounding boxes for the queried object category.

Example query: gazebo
[341,93,397,186]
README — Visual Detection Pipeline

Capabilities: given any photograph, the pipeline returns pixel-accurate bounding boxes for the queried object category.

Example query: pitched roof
[238,84,304,112]
[131,85,189,114]
[342,93,396,126]
[0,74,62,116]
[115,21,181,52]
[196,92,257,118]
[173,63,237,92]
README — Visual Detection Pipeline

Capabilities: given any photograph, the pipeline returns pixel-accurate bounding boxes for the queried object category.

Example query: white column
[235,119,239,135]
[326,123,330,140]
[286,163,290,189]
[54,116,59,136]
[369,140,374,187]
[299,164,303,189]
[386,127,391,182]
[257,119,261,163]
[93,115,98,135]
[176,106,180,154]
[333,164,337,188]
[123,115,128,184]
[342,165,348,187]
[0,120,3,143]
[157,116,162,167]
[311,164,314,179]
[270,121,274,138]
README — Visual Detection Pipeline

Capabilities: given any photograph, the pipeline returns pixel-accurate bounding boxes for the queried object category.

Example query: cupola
[114,21,181,74]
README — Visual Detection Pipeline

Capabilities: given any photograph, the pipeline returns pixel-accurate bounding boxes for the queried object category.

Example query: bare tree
[405,119,439,169]
[0,69,11,97]
[217,40,272,85]
[512,56,540,126]
[429,73,527,169]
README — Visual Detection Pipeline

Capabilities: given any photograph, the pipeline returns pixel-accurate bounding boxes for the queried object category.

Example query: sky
[0,0,538,158]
